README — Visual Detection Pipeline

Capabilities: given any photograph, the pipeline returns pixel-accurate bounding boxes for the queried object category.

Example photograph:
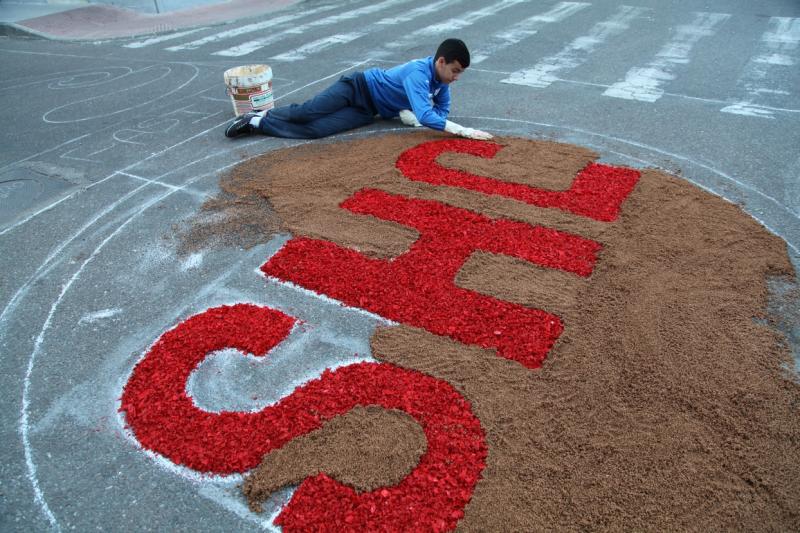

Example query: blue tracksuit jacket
[363,56,450,130]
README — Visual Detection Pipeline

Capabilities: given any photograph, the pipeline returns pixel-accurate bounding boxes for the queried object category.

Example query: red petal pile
[396,139,641,222]
[263,188,601,368]
[120,303,486,531]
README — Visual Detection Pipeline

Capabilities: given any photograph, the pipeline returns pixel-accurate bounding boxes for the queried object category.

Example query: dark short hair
[435,38,470,68]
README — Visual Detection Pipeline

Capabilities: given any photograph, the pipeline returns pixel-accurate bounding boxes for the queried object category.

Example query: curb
[0,21,51,40]
[2,0,300,42]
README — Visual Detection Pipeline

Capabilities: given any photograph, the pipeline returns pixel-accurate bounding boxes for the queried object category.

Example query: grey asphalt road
[1,0,799,531]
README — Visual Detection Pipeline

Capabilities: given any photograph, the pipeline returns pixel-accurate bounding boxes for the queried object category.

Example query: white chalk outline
[10,61,374,530]
[42,64,199,124]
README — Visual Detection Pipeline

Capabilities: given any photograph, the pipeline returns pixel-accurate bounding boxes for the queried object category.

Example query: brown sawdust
[183,131,800,530]
[242,406,426,513]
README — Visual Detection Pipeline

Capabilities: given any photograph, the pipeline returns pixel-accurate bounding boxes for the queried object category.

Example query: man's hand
[399,109,423,127]
[444,120,493,140]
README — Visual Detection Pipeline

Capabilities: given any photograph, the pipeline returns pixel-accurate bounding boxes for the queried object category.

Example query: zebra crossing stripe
[721,17,800,118]
[124,27,209,49]
[164,3,343,51]
[375,0,464,26]
[603,11,730,102]
[271,0,465,62]
[471,2,591,65]
[501,5,645,87]
[387,0,529,50]
[271,32,369,62]
[213,0,415,57]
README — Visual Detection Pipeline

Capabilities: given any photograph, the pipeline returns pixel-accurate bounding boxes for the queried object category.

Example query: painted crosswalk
[118,0,798,120]
[721,17,800,118]
[163,3,342,52]
[385,0,529,51]
[471,2,590,65]
[603,12,730,102]
[500,5,645,86]
[270,0,466,62]
[213,0,415,57]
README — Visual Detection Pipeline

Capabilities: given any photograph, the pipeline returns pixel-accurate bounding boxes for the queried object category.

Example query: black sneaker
[224,112,259,138]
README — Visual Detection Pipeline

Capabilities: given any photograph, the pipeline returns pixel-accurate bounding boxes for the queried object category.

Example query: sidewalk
[0,0,299,40]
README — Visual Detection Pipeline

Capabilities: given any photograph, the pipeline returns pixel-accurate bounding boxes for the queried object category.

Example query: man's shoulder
[407,56,433,71]
[399,56,434,83]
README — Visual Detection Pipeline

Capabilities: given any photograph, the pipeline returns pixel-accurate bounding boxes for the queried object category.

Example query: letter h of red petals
[262,139,640,369]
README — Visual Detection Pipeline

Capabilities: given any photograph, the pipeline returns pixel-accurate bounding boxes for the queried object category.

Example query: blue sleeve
[402,71,446,131]
[433,84,450,121]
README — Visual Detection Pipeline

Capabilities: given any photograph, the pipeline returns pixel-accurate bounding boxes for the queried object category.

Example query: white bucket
[224,64,274,117]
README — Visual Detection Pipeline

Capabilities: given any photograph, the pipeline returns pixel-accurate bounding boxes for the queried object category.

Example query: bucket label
[251,91,274,108]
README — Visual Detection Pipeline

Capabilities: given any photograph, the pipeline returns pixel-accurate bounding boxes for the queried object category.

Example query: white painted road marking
[124,27,209,49]
[721,17,800,118]
[501,4,646,86]
[386,0,528,50]
[472,2,591,65]
[164,2,341,51]
[603,11,730,102]
[213,0,414,57]
[271,0,465,62]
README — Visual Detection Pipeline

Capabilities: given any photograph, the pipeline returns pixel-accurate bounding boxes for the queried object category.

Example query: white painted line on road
[472,2,590,65]
[271,31,369,62]
[42,64,200,124]
[116,170,210,199]
[386,0,528,50]
[124,27,209,49]
[0,134,91,179]
[164,3,341,51]
[272,60,371,101]
[474,63,800,115]
[721,17,800,118]
[78,308,122,324]
[214,0,414,57]
[603,11,730,102]
[375,0,464,26]
[501,5,646,86]
[272,0,465,62]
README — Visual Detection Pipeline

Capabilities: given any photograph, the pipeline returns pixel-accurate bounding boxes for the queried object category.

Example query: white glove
[444,120,493,140]
[399,109,422,127]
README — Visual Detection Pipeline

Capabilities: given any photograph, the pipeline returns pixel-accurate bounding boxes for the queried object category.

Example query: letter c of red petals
[120,303,487,531]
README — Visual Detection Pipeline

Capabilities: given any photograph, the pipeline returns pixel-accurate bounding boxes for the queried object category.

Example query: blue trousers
[258,72,377,139]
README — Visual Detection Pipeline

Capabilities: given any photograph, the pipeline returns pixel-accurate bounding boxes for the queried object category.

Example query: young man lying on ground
[224,38,492,141]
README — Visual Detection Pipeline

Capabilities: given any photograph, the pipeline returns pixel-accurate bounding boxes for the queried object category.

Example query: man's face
[435,57,465,84]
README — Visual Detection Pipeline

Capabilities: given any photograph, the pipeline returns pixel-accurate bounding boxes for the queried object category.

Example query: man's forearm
[444,120,493,140]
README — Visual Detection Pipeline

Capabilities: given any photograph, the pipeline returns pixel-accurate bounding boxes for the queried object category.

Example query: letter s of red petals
[396,139,641,222]
[120,303,486,531]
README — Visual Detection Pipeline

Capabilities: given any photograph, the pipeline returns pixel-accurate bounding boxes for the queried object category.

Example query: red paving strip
[12,0,299,41]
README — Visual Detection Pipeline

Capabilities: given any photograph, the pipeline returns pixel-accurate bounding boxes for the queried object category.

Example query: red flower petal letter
[120,303,486,531]
[396,139,641,222]
[263,189,600,368]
